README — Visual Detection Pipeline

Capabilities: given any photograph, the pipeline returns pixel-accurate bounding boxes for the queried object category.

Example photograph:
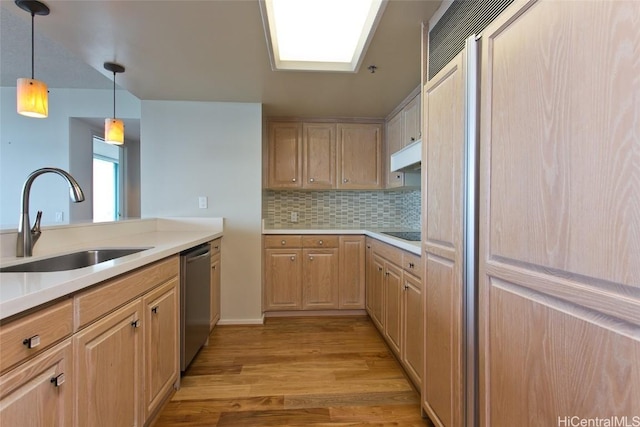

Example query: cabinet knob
[50,373,65,387]
[318,240,323,245]
[309,178,315,182]
[292,178,296,182]
[396,174,401,179]
[385,272,390,276]
[281,240,286,245]
[131,320,140,328]
[214,245,219,250]
[409,263,415,268]
[367,245,371,249]
[213,265,217,270]
[290,256,296,261]
[309,256,314,261]
[23,335,40,349]
[378,267,383,272]
[151,306,159,314]
[343,178,349,183]
[410,137,416,142]
[404,285,409,290]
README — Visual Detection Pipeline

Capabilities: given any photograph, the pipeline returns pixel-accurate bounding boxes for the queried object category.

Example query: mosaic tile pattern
[263,190,421,229]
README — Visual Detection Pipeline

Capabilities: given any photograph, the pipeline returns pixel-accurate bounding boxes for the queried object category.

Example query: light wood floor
[154,316,430,426]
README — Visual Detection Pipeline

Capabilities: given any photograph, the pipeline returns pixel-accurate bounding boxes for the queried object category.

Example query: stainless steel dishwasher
[180,243,211,371]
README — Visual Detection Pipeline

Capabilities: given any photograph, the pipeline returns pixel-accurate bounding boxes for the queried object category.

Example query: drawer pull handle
[23,335,40,349]
[281,240,286,245]
[51,373,65,387]
[318,240,323,245]
[131,320,140,328]
[152,306,159,314]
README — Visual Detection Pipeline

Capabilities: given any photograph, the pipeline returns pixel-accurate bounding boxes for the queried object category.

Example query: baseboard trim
[217,315,265,325]
[264,309,367,318]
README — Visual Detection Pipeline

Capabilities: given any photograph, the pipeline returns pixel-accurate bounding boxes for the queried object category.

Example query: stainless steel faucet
[17,167,85,257]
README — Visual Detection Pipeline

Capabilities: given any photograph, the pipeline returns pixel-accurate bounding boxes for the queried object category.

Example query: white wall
[0,87,140,228]
[141,101,263,324]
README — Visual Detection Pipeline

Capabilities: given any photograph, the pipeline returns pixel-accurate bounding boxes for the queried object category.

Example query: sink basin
[0,248,152,273]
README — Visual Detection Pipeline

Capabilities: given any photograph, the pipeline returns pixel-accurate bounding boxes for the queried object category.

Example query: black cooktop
[381,231,421,241]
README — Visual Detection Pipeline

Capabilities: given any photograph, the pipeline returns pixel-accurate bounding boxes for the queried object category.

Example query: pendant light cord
[112,71,116,119]
[30,11,35,79]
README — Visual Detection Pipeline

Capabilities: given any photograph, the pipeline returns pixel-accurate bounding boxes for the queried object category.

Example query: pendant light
[103,62,125,145]
[15,0,50,118]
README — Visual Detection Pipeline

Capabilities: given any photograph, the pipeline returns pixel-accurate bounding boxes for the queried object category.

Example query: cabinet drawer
[403,252,422,279]
[264,235,302,248]
[74,256,179,330]
[210,238,222,255]
[372,240,403,266]
[0,299,73,373]
[302,235,339,248]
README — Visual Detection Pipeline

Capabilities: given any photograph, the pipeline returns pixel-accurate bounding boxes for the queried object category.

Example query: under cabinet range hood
[390,139,422,172]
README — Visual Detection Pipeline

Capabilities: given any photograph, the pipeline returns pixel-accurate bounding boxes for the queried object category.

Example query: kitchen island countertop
[0,218,223,320]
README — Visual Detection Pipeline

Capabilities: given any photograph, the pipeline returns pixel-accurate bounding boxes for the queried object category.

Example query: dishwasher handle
[182,244,211,262]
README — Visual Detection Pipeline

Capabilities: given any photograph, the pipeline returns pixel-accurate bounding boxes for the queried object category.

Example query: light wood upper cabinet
[337,123,383,189]
[268,122,302,188]
[0,340,73,427]
[303,123,336,189]
[386,112,405,188]
[403,94,421,147]
[74,299,144,427]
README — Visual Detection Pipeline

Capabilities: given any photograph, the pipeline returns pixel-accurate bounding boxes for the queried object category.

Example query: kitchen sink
[0,247,152,273]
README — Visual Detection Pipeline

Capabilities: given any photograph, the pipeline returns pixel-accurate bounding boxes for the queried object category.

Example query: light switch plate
[199,196,208,209]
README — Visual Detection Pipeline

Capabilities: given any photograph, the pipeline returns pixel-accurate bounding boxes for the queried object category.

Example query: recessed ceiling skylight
[260,0,387,72]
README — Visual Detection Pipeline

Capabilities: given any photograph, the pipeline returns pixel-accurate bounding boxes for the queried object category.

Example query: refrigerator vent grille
[428,0,514,80]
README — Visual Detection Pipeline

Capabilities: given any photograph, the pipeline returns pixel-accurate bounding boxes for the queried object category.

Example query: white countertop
[262,227,421,255]
[0,218,223,320]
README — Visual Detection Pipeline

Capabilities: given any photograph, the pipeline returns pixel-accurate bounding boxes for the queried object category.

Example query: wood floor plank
[154,316,429,426]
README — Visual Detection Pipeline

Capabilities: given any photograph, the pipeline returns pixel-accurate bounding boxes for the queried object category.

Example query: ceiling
[0,0,441,118]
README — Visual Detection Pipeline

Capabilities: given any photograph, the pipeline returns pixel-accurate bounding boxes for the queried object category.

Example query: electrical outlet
[198,196,208,209]
[290,212,298,223]
[55,212,64,222]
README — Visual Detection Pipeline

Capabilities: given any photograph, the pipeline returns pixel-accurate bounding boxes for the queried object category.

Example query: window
[93,136,121,222]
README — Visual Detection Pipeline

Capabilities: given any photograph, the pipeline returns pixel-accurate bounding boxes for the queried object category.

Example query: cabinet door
[423,48,465,427]
[402,272,423,388]
[264,249,302,310]
[302,248,339,310]
[370,254,386,330]
[339,236,365,309]
[365,240,375,315]
[403,94,421,147]
[303,123,336,189]
[383,262,403,356]
[268,122,302,188]
[74,300,143,427]
[210,253,221,329]
[386,112,405,188]
[143,279,179,419]
[337,123,383,189]
[479,1,640,426]
[0,340,72,427]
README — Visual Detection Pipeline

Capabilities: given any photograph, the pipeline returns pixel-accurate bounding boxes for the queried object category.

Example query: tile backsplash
[263,190,421,229]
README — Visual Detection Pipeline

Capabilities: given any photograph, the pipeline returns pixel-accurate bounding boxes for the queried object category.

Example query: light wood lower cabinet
[0,339,73,427]
[0,255,182,427]
[365,238,423,389]
[143,278,179,419]
[210,238,222,330]
[74,299,144,427]
[264,235,364,312]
